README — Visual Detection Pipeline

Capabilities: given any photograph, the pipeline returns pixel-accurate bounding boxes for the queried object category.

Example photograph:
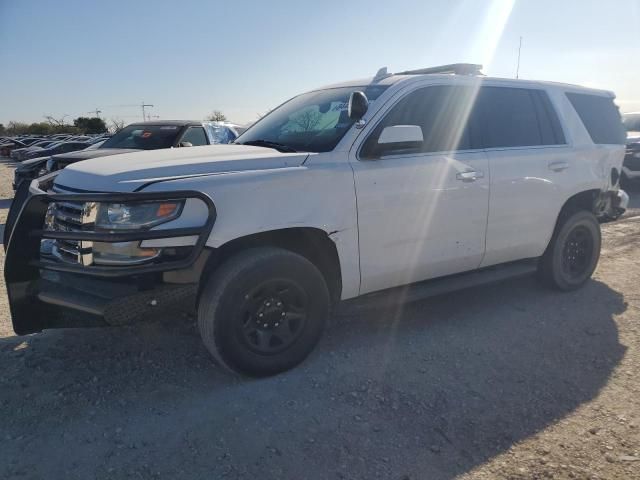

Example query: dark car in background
[622,113,640,188]
[10,140,58,161]
[13,120,243,190]
[0,138,41,157]
[21,140,91,161]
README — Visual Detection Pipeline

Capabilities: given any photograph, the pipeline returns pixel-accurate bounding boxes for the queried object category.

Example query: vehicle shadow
[0,276,626,479]
[0,198,13,209]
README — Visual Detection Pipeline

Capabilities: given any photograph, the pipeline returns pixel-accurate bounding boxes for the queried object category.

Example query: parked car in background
[208,121,246,144]
[624,112,640,138]
[622,112,640,187]
[20,140,90,161]
[13,120,241,190]
[10,140,57,161]
[0,139,29,157]
[4,64,628,376]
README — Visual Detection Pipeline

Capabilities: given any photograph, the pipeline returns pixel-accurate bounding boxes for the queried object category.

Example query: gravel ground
[0,158,638,480]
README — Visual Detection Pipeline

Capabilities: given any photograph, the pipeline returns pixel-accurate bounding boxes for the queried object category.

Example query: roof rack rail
[396,63,483,76]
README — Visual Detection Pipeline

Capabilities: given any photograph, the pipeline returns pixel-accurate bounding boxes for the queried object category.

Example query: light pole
[141,101,154,122]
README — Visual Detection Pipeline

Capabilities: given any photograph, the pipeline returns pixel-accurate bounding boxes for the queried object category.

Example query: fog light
[92,241,160,265]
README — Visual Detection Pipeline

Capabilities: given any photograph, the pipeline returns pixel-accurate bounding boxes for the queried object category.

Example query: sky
[0,0,638,127]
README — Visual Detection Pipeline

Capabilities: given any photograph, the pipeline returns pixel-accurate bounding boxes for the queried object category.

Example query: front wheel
[537,210,601,291]
[197,247,330,376]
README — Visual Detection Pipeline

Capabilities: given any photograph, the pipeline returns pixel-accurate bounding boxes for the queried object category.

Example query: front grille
[45,185,96,265]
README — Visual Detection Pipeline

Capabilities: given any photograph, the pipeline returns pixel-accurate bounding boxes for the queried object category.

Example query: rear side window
[478,87,537,148]
[532,90,566,145]
[477,87,566,148]
[566,93,626,145]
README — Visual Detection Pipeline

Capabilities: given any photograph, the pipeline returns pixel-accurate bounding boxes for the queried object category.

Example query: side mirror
[378,125,424,145]
[348,91,368,120]
[178,141,193,148]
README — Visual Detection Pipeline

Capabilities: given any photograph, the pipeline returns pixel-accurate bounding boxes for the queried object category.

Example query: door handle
[548,161,569,172]
[456,170,484,182]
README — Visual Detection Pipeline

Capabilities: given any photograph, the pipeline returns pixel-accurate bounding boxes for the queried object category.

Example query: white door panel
[352,151,489,294]
[480,146,573,267]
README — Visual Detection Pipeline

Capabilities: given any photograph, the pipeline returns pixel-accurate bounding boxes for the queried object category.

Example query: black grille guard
[4,178,216,335]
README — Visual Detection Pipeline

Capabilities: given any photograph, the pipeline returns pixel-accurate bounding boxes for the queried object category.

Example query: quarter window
[566,92,626,145]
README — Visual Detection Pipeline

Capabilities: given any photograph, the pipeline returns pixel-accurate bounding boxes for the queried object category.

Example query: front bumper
[4,179,216,335]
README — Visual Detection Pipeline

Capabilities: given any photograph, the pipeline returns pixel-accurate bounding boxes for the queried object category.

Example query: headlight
[95,200,184,230]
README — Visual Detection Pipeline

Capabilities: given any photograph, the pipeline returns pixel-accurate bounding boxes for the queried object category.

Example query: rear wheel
[197,247,330,376]
[537,210,601,291]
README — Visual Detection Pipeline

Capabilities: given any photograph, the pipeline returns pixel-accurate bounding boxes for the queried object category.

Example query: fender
[140,161,362,299]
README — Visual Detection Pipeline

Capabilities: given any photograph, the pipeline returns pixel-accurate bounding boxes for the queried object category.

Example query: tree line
[2,110,231,136]
[0,116,112,136]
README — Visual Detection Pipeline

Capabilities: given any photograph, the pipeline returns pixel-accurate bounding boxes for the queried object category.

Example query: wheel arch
[199,227,343,304]
[542,188,602,255]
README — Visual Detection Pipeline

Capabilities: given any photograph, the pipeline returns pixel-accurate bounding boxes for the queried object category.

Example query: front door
[350,84,490,295]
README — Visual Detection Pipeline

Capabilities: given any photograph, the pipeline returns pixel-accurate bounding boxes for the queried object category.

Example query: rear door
[478,86,572,267]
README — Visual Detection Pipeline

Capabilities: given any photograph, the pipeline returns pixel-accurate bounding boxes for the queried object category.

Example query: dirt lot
[0,158,638,480]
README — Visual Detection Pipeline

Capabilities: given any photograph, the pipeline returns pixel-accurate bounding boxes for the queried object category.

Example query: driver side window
[360,85,480,159]
[180,127,208,146]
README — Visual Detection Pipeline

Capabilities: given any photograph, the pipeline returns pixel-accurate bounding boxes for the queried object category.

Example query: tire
[197,247,330,377]
[537,209,601,291]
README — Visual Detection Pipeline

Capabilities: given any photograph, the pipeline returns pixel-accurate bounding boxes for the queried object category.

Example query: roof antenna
[515,36,523,79]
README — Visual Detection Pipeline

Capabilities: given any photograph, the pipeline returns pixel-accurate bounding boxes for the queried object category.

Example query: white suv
[5,64,628,376]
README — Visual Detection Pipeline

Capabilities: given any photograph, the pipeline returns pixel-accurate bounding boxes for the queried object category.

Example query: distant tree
[73,116,108,134]
[206,110,227,122]
[109,118,126,134]
[7,121,30,135]
[27,122,54,135]
[44,115,68,128]
[0,124,5,135]
[290,109,321,132]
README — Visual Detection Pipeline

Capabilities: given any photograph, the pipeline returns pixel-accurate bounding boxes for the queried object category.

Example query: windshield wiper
[239,139,298,153]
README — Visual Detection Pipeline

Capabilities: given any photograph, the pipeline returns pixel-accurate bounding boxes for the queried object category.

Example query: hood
[17,156,50,170]
[54,144,309,192]
[52,148,139,164]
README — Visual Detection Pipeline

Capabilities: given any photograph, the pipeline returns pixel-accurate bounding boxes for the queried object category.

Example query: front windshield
[236,85,388,153]
[101,124,182,150]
